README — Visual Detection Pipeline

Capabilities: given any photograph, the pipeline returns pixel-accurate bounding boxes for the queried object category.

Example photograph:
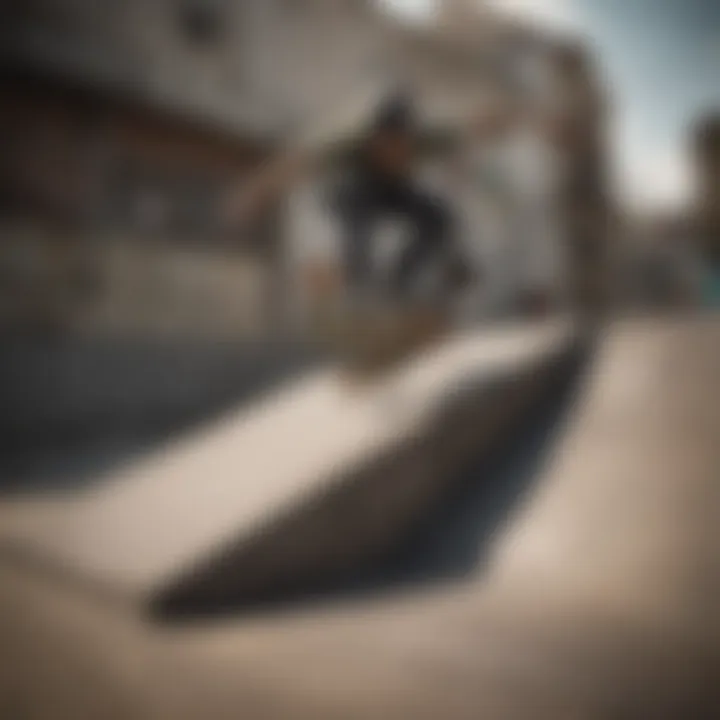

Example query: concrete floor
[2,316,720,719]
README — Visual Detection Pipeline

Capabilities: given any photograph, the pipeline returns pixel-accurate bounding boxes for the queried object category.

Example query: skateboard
[312,300,450,381]
[305,254,473,381]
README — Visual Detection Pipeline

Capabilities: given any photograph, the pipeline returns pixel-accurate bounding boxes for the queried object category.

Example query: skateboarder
[225,90,477,304]
[330,92,462,299]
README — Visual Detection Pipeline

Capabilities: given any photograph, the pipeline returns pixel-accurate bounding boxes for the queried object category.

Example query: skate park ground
[1,315,720,719]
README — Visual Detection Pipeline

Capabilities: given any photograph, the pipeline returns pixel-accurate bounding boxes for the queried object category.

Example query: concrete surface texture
[0,319,575,610]
[2,316,720,719]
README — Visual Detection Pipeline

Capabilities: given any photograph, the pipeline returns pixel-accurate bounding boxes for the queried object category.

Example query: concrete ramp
[0,319,576,613]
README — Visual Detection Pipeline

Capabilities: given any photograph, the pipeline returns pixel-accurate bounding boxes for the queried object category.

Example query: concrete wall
[2,0,385,136]
[0,229,273,340]
[81,241,269,340]
[2,0,280,134]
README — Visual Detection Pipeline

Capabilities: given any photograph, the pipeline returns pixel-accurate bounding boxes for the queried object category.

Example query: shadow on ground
[0,338,324,494]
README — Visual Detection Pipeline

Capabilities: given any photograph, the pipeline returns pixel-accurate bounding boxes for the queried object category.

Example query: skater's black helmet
[371,91,416,135]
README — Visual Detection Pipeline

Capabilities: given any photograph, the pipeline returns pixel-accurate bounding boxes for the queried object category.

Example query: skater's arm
[222,148,315,230]
[468,101,521,139]
[223,85,388,230]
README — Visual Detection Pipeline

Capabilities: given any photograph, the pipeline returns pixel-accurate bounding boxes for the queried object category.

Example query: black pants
[334,177,454,295]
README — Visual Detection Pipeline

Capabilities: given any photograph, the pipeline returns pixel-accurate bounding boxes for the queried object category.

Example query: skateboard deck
[303,256,468,382]
[314,302,451,381]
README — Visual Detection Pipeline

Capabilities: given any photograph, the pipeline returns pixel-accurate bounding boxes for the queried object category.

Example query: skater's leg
[388,187,454,294]
[335,183,378,296]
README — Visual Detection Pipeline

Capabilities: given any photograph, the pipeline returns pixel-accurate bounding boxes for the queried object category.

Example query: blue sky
[388,0,720,210]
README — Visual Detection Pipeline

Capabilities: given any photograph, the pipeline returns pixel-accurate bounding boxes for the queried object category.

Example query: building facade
[694,113,720,267]
[0,0,605,337]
